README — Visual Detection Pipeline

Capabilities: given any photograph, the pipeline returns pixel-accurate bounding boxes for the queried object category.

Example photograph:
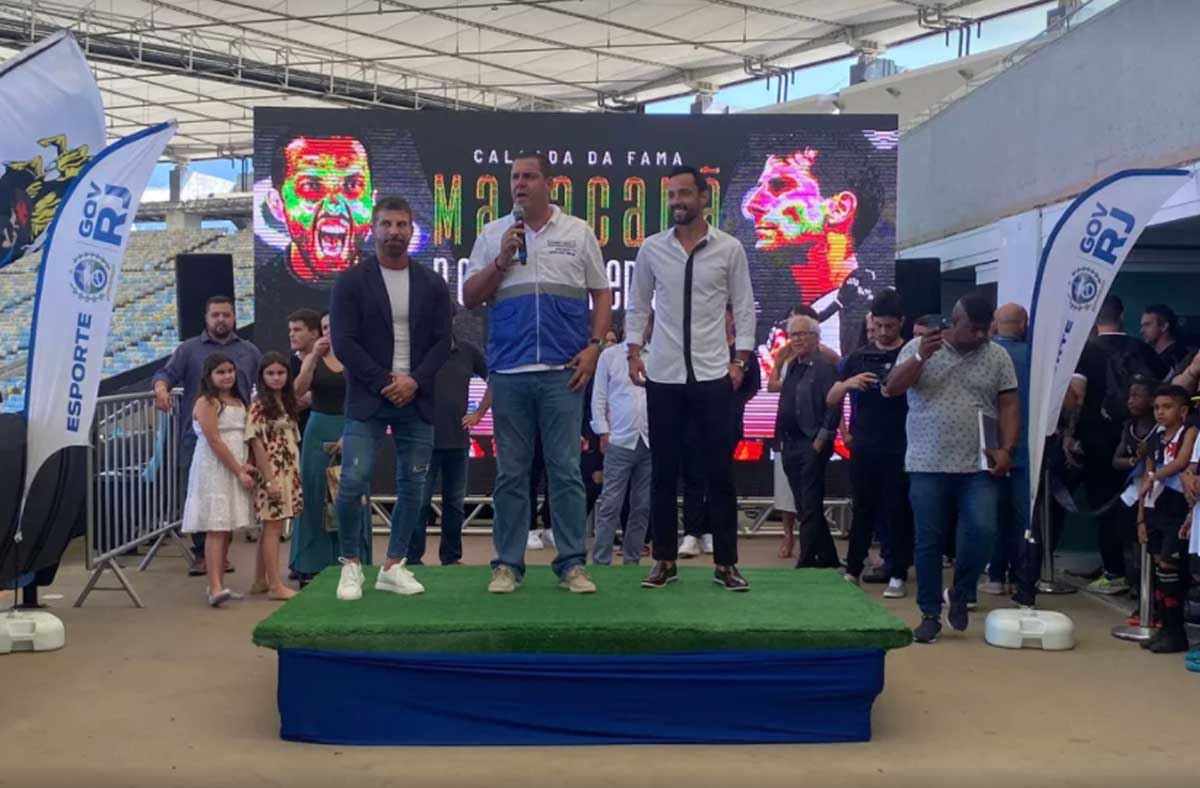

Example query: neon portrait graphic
[740,146,883,376]
[267,135,375,283]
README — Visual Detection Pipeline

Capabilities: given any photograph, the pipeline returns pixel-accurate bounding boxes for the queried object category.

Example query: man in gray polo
[884,293,1019,644]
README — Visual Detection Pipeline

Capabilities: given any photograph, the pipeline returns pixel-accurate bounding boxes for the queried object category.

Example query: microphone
[512,205,528,265]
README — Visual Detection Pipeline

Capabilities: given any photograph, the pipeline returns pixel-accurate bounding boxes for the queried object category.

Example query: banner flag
[21,122,177,528]
[1026,168,1192,519]
[0,31,106,269]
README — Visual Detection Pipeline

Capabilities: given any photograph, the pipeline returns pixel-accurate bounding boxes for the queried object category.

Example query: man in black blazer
[329,195,452,601]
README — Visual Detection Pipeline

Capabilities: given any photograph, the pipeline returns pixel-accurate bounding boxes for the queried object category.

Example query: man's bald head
[994,303,1028,339]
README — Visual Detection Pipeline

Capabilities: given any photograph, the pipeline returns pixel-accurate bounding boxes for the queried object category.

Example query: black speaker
[175,253,235,341]
[895,258,941,326]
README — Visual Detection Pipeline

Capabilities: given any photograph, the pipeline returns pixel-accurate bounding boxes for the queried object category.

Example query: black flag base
[0,414,87,597]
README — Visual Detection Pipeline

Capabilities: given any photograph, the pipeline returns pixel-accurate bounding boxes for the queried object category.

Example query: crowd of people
[149,152,1199,668]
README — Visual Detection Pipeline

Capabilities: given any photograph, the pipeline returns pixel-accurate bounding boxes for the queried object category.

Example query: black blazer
[330,256,452,423]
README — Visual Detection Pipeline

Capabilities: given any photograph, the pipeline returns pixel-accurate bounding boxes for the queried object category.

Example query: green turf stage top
[253,566,912,654]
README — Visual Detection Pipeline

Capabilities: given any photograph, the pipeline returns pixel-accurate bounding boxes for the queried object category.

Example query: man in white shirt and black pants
[591,314,654,565]
[626,166,757,592]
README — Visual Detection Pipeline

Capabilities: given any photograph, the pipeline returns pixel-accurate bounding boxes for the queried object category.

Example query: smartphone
[855,350,894,384]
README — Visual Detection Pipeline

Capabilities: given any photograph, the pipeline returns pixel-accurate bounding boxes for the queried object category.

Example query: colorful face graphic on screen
[740,148,859,298]
[276,135,374,282]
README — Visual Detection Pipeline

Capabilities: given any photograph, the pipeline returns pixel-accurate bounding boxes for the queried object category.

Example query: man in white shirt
[626,166,756,592]
[463,152,613,595]
[591,314,654,565]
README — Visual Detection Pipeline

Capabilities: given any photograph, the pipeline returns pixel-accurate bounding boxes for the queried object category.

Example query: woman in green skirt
[293,312,371,582]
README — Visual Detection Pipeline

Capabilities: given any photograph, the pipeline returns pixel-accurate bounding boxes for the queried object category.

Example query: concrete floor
[3,530,1198,788]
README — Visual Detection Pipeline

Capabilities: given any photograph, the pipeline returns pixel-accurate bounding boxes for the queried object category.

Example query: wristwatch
[731,358,748,371]
[588,337,603,347]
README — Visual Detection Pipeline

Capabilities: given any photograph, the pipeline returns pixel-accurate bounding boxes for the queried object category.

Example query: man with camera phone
[826,289,913,598]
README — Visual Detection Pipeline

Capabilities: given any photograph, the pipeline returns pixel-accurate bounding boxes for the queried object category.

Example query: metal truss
[0,0,1036,159]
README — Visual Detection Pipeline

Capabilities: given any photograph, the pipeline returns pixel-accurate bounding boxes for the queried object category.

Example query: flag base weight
[0,610,65,654]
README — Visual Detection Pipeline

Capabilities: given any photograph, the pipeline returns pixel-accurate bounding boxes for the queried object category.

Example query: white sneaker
[883,578,907,598]
[527,530,545,550]
[375,559,425,596]
[541,529,556,548]
[702,534,714,554]
[336,560,364,601]
[979,580,1006,596]
[678,535,702,558]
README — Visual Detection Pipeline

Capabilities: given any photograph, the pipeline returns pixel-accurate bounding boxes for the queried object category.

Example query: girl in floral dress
[246,352,303,600]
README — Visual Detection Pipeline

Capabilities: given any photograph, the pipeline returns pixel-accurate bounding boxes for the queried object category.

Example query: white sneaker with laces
[376,558,425,595]
[883,578,907,598]
[542,529,556,548]
[702,534,714,554]
[336,559,364,601]
[678,535,702,558]
[527,530,545,550]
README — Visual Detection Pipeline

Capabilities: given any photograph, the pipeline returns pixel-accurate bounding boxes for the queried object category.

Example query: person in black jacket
[328,195,452,602]
[769,313,842,568]
[1066,295,1167,594]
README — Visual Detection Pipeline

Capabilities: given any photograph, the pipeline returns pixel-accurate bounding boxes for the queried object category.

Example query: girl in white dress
[181,353,256,607]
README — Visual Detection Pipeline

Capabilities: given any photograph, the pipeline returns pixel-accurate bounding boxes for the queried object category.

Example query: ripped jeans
[336,402,434,562]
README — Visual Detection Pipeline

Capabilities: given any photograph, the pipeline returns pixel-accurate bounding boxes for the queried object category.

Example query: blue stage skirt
[276,647,887,745]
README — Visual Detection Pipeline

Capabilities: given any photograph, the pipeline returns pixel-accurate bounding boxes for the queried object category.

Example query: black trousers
[782,438,840,568]
[1081,428,1126,577]
[846,448,913,580]
[646,378,738,566]
[681,437,708,538]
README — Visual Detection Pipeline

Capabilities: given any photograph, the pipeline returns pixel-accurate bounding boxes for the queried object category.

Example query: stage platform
[254,566,911,746]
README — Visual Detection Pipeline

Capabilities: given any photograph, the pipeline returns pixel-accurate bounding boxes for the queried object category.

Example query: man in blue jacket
[329,195,452,601]
[463,152,612,594]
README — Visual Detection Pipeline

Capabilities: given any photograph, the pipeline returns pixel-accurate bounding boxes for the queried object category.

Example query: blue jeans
[990,465,1030,584]
[909,472,998,617]
[407,447,469,565]
[490,369,586,578]
[336,403,433,562]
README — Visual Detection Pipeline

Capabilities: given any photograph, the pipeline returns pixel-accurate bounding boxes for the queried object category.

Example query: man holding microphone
[463,151,612,595]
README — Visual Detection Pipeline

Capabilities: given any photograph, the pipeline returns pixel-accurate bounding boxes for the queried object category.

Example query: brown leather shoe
[641,561,678,589]
[714,565,750,592]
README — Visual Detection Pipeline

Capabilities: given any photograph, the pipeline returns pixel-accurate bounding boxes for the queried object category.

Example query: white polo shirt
[466,205,608,374]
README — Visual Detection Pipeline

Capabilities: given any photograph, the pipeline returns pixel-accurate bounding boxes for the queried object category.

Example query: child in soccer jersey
[1136,385,1198,654]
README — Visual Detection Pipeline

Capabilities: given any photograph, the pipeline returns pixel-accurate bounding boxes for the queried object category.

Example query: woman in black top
[292,312,371,581]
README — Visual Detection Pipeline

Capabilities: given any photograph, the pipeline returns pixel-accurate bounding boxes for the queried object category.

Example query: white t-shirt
[380,264,411,375]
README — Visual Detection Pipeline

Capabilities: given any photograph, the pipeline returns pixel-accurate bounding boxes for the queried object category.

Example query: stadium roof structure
[0,0,1043,161]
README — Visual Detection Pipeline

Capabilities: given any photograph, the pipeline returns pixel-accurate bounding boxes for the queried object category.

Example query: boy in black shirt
[826,289,913,598]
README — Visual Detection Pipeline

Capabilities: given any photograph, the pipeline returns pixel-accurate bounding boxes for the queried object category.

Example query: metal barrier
[75,389,194,608]
[365,495,851,537]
